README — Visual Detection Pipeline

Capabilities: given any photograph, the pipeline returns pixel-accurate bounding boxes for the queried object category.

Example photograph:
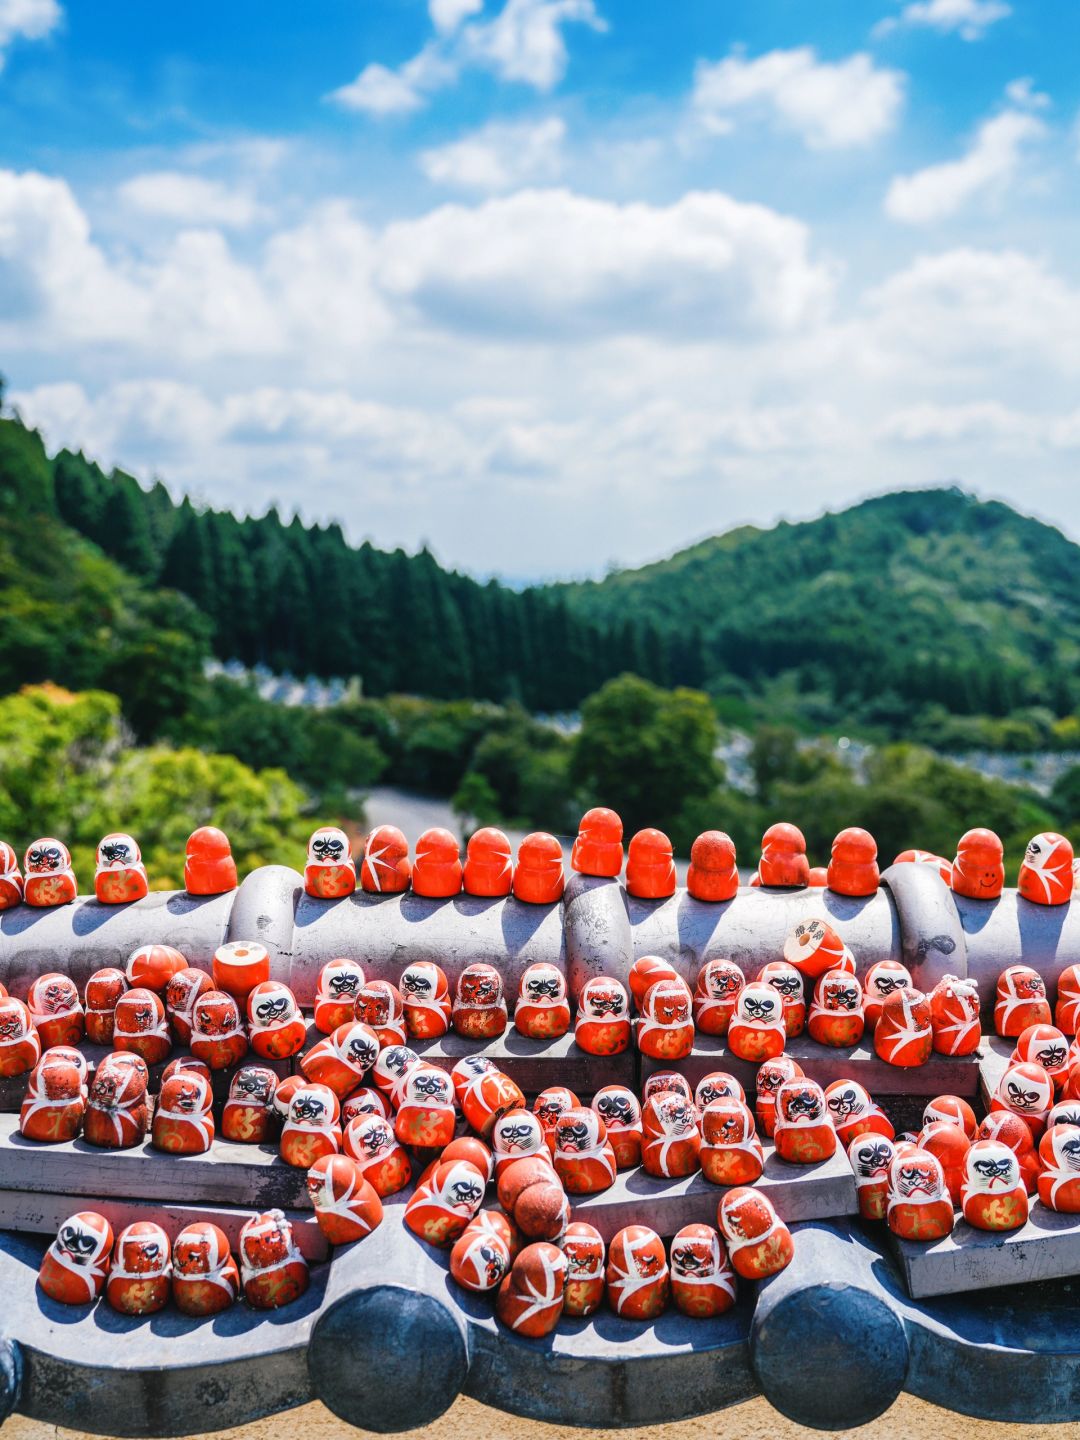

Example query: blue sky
[2,0,1080,578]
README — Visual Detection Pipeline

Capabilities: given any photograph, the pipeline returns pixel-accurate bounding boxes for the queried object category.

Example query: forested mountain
[7,412,1080,745]
[561,489,1080,732]
[49,444,671,709]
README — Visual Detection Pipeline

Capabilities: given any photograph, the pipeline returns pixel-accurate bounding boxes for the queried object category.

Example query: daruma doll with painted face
[94,832,148,905]
[961,1139,1028,1232]
[313,959,365,1034]
[693,958,744,1036]
[642,1092,701,1179]
[670,1223,737,1319]
[807,970,864,1048]
[951,828,1004,901]
[453,1056,524,1138]
[23,838,77,907]
[452,964,507,1040]
[39,1212,113,1304]
[400,960,452,1039]
[575,976,631,1055]
[239,1210,308,1310]
[113,987,171,1065]
[606,1225,669,1319]
[848,1133,897,1221]
[700,1098,764,1186]
[514,963,571,1040]
[304,826,356,900]
[886,1150,954,1241]
[0,841,23,909]
[717,1188,794,1279]
[995,966,1051,1038]
[1018,832,1074,906]
[106,1221,171,1316]
[727,983,786,1063]
[929,974,981,1057]
[561,1222,606,1317]
[823,1078,893,1148]
[773,1078,836,1164]
[862,960,912,1031]
[28,973,83,1049]
[635,978,695,1061]
[552,1107,617,1195]
[760,960,805,1037]
[404,1158,487,1246]
[591,1086,642,1168]
[172,1223,239,1316]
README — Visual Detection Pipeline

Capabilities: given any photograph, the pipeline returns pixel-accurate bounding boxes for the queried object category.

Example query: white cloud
[691,47,904,150]
[0,0,60,69]
[461,0,605,90]
[376,188,835,339]
[118,172,266,228]
[1005,76,1050,111]
[874,0,1010,41]
[884,110,1044,224]
[419,117,565,190]
[429,0,483,34]
[877,401,1037,446]
[327,0,603,116]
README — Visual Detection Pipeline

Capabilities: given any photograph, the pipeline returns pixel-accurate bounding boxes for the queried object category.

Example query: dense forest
[35,419,1080,749]
[47,441,675,711]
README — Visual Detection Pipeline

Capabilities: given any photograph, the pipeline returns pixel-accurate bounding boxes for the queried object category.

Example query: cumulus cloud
[691,47,904,150]
[376,188,835,339]
[118,171,266,228]
[327,0,603,116]
[884,110,1044,224]
[419,117,565,190]
[874,0,1010,40]
[0,0,60,70]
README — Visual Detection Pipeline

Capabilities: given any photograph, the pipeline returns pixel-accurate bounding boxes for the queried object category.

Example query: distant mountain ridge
[3,407,1077,734]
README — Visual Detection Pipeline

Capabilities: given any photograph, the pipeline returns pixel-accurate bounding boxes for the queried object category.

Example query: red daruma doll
[453,1056,524,1138]
[412,828,462,898]
[848,1134,898,1221]
[1055,965,1080,1037]
[1038,1124,1080,1212]
[0,998,41,1078]
[113,988,171,1065]
[717,1189,794,1279]
[562,1223,606,1317]
[404,1158,487,1246]
[827,828,879,897]
[783,918,848,981]
[239,1210,308,1310]
[700,1099,764,1186]
[874,988,933,1068]
[463,827,513,897]
[693,959,744,1036]
[306,1154,383,1244]
[497,1243,568,1336]
[575,976,631,1055]
[513,833,565,904]
[164,967,212,1045]
[94,833,148,904]
[23,838,77,907]
[773,1078,837,1163]
[995,966,1051,1038]
[343,1114,412,1197]
[686,832,738,903]
[360,824,411,893]
[571,807,624,877]
[395,1065,457,1148]
[314,959,365,1034]
[20,1052,86,1143]
[450,1216,512,1294]
[184,826,237,895]
[591,1086,642,1168]
[1018,832,1074,906]
[534,1086,580,1149]
[84,968,128,1046]
[0,841,23,909]
[84,1053,149,1148]
[190,990,248,1071]
[400,961,452,1039]
[886,1150,954,1241]
[280,1083,341,1168]
[172,1223,240,1316]
[222,1065,279,1144]
[552,1107,617,1194]
[152,1072,215,1154]
[642,1092,701,1178]
[758,823,809,888]
[106,1222,171,1316]
[760,961,805,1038]
[39,1212,114,1305]
[824,1079,893,1148]
[669,1224,737,1318]
[606,1225,670,1319]
[304,826,356,899]
[514,963,571,1039]
[625,829,677,900]
[862,960,912,1031]
[929,974,981,1057]
[354,979,407,1048]
[635,978,695,1061]
[807,970,865,1048]
[728,983,786,1063]
[27,973,84,1049]
[452,964,508,1040]
[961,1139,1028,1232]
[628,955,680,1008]
[952,828,1005,901]
[755,1056,804,1138]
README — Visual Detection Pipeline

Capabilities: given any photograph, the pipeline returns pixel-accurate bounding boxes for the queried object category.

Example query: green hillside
[561,489,1080,741]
